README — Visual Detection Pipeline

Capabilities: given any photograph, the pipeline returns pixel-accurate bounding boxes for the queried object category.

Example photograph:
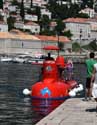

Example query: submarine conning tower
[56,56,65,68]
[42,60,59,81]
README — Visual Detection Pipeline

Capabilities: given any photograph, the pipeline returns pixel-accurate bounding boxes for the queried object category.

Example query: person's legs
[88,88,92,100]
[86,87,92,99]
[85,78,91,100]
[91,84,97,113]
[85,88,89,100]
[95,98,97,113]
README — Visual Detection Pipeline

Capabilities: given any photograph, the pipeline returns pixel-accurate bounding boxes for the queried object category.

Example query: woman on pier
[66,59,73,80]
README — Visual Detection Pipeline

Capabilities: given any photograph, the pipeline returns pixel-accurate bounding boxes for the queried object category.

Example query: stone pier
[36,98,97,125]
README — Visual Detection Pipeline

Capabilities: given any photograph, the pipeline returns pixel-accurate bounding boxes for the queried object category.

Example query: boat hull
[30,79,77,115]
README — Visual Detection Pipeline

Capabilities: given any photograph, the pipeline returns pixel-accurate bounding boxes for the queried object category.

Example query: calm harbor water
[0,63,86,125]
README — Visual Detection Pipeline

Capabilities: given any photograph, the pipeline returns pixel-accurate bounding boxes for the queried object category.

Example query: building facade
[0,22,8,32]
[63,18,97,45]
[0,32,71,55]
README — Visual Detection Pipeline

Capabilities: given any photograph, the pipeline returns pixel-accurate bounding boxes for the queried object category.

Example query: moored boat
[0,57,13,62]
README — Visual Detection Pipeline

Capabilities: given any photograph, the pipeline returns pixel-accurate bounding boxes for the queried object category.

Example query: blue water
[0,63,86,125]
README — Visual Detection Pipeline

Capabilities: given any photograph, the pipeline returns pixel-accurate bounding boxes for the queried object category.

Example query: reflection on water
[31,98,68,116]
[0,63,86,124]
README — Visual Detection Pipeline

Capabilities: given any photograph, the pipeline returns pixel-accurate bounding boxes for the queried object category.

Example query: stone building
[0,30,71,55]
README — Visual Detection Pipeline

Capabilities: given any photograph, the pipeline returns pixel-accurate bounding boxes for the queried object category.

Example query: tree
[48,0,57,5]
[0,15,3,21]
[30,0,33,8]
[54,4,68,19]
[26,8,34,14]
[40,15,50,31]
[77,13,89,18]
[81,0,94,9]
[0,0,3,9]
[35,6,41,21]
[72,42,81,52]
[11,0,20,6]
[20,0,25,21]
[7,16,15,31]
[47,0,58,19]
[63,30,73,39]
[68,4,80,18]
[59,42,64,50]
[40,29,55,35]
[47,2,69,19]
[55,19,65,35]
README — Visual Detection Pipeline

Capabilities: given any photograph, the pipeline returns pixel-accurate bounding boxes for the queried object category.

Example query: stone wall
[0,38,42,55]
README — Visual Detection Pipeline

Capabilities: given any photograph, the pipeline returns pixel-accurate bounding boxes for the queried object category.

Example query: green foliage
[24,29,32,33]
[20,0,25,21]
[72,40,97,52]
[7,16,15,31]
[0,0,3,9]
[55,19,65,34]
[35,6,41,21]
[59,42,64,50]
[40,29,55,36]
[54,4,68,19]
[30,0,33,8]
[77,13,89,18]
[26,8,34,14]
[48,2,81,19]
[88,41,97,50]
[72,42,81,52]
[68,4,81,18]
[63,30,72,38]
[81,0,93,9]
[10,12,17,15]
[83,41,97,51]
[47,2,68,19]
[40,15,50,31]
[11,0,20,6]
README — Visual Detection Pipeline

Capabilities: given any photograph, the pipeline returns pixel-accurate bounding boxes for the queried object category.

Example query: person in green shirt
[85,52,97,101]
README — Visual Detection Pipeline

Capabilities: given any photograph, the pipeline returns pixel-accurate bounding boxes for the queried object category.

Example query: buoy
[23,88,31,95]
[69,90,76,97]
[69,84,83,97]
[75,84,83,92]
[78,84,83,91]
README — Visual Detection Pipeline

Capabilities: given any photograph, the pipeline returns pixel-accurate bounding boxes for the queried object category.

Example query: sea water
[0,63,86,125]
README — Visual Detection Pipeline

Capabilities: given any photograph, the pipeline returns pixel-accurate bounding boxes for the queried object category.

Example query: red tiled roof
[35,35,70,43]
[0,32,40,40]
[63,18,88,23]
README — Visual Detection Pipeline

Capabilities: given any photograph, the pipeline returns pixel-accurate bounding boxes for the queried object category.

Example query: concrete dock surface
[36,98,97,125]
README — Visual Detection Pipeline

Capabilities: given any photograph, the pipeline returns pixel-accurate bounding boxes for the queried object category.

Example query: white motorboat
[0,57,13,62]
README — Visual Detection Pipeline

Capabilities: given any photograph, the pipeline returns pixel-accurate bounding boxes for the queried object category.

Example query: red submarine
[23,48,83,115]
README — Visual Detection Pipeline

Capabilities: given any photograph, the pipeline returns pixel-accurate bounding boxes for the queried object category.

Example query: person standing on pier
[66,59,73,80]
[91,63,97,111]
[85,52,97,101]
